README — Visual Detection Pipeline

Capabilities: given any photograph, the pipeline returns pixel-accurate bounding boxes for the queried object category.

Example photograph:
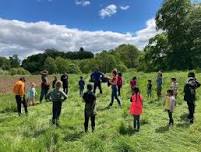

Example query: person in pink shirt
[130,77,137,90]
[129,87,143,131]
[117,72,123,96]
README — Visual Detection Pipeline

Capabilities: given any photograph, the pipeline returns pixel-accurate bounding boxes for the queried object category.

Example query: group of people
[12,69,200,132]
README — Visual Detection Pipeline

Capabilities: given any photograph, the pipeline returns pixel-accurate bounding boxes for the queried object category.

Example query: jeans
[84,111,95,132]
[109,86,121,106]
[93,81,102,94]
[15,95,28,115]
[133,115,140,130]
[40,88,48,103]
[52,101,62,124]
[80,88,84,96]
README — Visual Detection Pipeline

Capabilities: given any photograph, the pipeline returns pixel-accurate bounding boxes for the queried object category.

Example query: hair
[118,72,122,77]
[55,80,62,88]
[188,72,195,78]
[87,84,93,91]
[31,82,36,87]
[167,89,174,96]
[171,77,176,81]
[54,76,57,80]
[112,70,117,76]
[80,76,83,79]
[132,87,140,94]
[20,77,25,82]
[148,80,152,83]
[133,76,137,80]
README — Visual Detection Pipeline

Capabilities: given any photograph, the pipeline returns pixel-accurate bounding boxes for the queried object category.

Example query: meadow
[0,70,201,152]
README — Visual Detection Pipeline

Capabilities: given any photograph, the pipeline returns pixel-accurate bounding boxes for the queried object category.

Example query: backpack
[184,83,195,102]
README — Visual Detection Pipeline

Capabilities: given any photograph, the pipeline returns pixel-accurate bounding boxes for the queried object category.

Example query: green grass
[0,71,201,152]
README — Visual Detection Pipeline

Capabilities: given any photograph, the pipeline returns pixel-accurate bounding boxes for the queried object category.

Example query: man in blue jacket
[91,69,104,94]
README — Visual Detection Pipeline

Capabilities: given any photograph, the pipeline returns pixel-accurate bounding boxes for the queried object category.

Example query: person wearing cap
[46,80,67,127]
[13,77,28,116]
[184,72,200,123]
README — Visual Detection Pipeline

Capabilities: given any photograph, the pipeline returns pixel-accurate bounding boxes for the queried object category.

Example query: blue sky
[0,0,165,58]
[0,0,163,32]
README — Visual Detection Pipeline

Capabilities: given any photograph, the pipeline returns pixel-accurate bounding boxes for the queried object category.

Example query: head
[31,82,36,88]
[167,89,174,96]
[20,77,25,82]
[54,76,57,80]
[132,87,140,94]
[64,72,67,76]
[112,69,117,77]
[55,80,62,89]
[188,72,195,78]
[118,72,122,77]
[87,84,93,91]
[171,78,176,82]
[133,77,137,80]
[80,76,83,80]
[148,80,152,83]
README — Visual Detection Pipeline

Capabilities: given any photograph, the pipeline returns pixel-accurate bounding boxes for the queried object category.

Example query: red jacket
[117,76,123,87]
[130,80,137,88]
[129,93,143,115]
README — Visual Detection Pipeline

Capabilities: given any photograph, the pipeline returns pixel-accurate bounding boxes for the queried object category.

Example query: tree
[55,57,69,74]
[0,57,11,70]
[44,57,57,74]
[9,55,20,68]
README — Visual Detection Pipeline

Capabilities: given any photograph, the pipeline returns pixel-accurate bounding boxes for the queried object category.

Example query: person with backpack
[129,87,143,131]
[13,77,28,116]
[46,80,68,127]
[117,72,123,96]
[82,84,96,132]
[184,72,200,123]
[61,73,68,95]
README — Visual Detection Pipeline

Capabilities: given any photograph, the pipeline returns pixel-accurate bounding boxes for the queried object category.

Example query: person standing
[129,87,143,131]
[52,76,57,89]
[79,76,85,96]
[108,69,121,108]
[82,84,96,132]
[27,82,37,106]
[147,80,152,98]
[170,78,178,98]
[156,71,163,100]
[117,72,123,96]
[184,72,200,123]
[61,72,68,95]
[13,77,28,116]
[46,80,68,127]
[40,76,50,103]
[91,69,104,94]
[130,77,137,90]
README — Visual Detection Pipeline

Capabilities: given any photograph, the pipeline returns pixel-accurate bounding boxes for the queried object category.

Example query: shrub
[9,68,30,75]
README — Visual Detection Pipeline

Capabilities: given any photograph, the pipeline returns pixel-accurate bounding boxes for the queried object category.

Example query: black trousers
[40,88,48,103]
[52,102,62,123]
[167,110,174,125]
[110,86,121,106]
[118,86,121,96]
[133,115,140,130]
[187,101,195,120]
[15,95,28,115]
[63,86,68,95]
[84,112,95,132]
[93,81,102,94]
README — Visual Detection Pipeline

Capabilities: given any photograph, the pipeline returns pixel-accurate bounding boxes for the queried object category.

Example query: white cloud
[99,4,118,18]
[120,5,130,10]
[75,0,91,7]
[0,18,160,59]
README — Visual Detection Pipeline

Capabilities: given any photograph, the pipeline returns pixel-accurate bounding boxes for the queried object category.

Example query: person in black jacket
[184,72,200,123]
[61,73,68,94]
[82,84,96,132]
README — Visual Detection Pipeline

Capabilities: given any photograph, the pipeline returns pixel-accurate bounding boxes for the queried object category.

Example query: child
[156,71,163,100]
[129,87,143,131]
[164,90,176,127]
[130,77,137,90]
[46,80,67,127]
[27,82,37,106]
[170,78,178,98]
[83,84,96,132]
[108,69,121,107]
[52,76,57,89]
[117,72,123,96]
[147,80,152,98]
[79,76,85,96]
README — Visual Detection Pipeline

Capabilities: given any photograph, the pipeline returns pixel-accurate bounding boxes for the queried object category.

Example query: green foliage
[9,67,30,75]
[9,55,21,68]
[0,57,11,70]
[44,57,58,74]
[67,64,81,74]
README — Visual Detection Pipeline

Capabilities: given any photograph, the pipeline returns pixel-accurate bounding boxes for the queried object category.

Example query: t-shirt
[79,80,85,89]
[117,76,123,87]
[27,87,36,98]
[83,91,96,116]
[91,71,103,82]
[61,74,68,87]
[147,83,152,90]
[130,80,137,88]
[46,88,67,103]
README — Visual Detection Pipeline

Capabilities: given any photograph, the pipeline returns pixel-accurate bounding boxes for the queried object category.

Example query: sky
[0,0,164,58]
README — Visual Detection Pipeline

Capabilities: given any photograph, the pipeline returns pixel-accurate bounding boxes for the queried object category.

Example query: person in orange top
[13,77,28,116]
[129,87,143,131]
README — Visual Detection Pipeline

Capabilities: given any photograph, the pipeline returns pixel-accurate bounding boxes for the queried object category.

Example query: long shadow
[119,126,136,135]
[176,122,190,128]
[96,106,110,112]
[155,125,169,133]
[63,131,84,142]
[180,113,189,122]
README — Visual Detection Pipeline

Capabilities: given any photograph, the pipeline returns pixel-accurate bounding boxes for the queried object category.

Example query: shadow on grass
[119,123,136,135]
[63,131,84,142]
[180,113,189,122]
[176,122,190,128]
[155,125,169,133]
[96,106,110,112]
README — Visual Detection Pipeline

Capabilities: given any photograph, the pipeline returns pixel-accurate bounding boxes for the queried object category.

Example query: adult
[90,69,104,94]
[184,72,200,123]
[13,77,27,116]
[61,72,68,94]
[156,71,163,100]
[40,70,50,103]
[108,69,121,108]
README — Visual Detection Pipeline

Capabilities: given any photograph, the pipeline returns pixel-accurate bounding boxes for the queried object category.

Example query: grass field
[0,70,201,152]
